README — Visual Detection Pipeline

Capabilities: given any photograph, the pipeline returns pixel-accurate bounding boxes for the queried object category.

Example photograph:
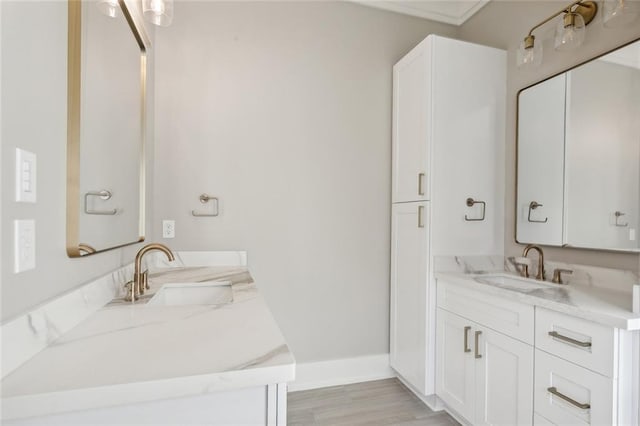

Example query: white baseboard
[288,354,395,392]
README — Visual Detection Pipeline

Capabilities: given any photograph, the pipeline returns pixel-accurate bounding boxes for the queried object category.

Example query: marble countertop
[1,266,295,420]
[436,271,640,331]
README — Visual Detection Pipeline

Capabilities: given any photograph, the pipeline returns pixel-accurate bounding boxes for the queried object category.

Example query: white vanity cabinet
[533,308,638,426]
[436,278,640,426]
[390,34,506,399]
[5,384,288,426]
[436,281,534,426]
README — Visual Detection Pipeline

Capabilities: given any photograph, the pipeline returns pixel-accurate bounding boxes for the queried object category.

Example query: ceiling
[350,0,491,26]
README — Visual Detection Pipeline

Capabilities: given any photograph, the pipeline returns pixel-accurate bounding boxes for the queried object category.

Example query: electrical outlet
[14,220,36,273]
[162,220,175,238]
[16,148,36,202]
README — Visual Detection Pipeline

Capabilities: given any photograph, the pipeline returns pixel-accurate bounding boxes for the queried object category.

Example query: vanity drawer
[535,349,614,426]
[437,280,534,344]
[535,308,615,377]
[533,413,556,425]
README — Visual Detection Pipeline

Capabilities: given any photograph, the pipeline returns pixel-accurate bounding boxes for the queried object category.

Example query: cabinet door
[474,326,534,426]
[436,309,475,421]
[390,202,429,393]
[392,39,431,203]
[429,36,506,256]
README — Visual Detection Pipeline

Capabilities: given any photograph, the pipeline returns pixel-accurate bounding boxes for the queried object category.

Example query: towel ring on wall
[527,201,548,223]
[614,211,628,227]
[84,190,117,215]
[192,193,219,217]
[464,198,486,221]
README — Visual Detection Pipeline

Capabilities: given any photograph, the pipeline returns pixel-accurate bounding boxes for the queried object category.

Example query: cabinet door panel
[390,202,429,393]
[392,39,431,203]
[429,36,506,256]
[475,326,533,426]
[436,309,475,420]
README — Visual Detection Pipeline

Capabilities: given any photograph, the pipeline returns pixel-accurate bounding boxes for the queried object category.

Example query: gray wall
[458,1,640,273]
[0,1,155,321]
[152,1,455,362]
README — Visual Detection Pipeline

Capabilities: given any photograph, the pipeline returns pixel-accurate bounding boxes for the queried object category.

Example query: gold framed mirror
[516,37,640,252]
[67,0,147,257]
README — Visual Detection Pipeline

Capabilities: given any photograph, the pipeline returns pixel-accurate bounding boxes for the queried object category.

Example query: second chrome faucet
[125,243,175,302]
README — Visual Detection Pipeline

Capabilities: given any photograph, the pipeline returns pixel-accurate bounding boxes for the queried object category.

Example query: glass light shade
[97,0,120,18]
[143,0,174,27]
[603,0,640,27]
[517,38,543,69]
[554,12,585,51]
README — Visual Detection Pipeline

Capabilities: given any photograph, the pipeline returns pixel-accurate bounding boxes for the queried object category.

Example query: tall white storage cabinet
[390,35,506,400]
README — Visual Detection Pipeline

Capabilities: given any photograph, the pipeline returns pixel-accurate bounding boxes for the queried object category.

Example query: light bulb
[517,36,543,69]
[150,0,165,14]
[143,0,173,26]
[603,0,640,27]
[97,0,120,18]
[555,11,585,51]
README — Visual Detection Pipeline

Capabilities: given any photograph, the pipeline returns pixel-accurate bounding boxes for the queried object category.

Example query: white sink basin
[474,274,555,290]
[147,281,233,306]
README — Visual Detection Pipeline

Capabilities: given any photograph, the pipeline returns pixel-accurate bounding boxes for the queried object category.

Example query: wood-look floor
[287,378,460,426]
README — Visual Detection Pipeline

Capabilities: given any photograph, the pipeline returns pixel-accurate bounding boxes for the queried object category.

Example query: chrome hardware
[474,330,482,359]
[547,387,591,410]
[527,201,548,223]
[551,268,573,284]
[125,243,175,302]
[522,244,545,280]
[84,190,117,215]
[548,331,591,348]
[192,194,219,217]
[418,173,425,196]
[418,205,425,228]
[464,198,486,221]
[614,211,628,227]
[464,326,471,353]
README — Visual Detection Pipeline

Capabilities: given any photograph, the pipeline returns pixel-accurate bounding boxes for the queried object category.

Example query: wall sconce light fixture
[603,0,640,27]
[143,0,174,27]
[517,1,597,68]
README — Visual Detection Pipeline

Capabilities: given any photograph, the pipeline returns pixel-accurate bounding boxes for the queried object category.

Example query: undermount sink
[147,281,233,306]
[474,274,555,291]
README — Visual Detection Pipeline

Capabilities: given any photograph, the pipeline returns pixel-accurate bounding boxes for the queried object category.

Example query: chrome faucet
[522,244,545,281]
[125,243,175,302]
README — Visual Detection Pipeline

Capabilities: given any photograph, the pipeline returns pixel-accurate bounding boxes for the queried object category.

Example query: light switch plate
[14,220,36,273]
[15,148,36,202]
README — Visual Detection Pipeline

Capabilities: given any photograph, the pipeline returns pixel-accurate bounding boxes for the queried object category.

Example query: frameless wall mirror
[517,38,640,252]
[67,0,146,257]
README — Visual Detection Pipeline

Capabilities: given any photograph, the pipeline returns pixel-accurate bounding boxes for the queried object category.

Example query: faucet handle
[124,281,138,302]
[552,268,573,284]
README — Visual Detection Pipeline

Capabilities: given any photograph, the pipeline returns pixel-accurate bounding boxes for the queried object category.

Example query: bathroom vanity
[435,270,639,426]
[1,253,294,425]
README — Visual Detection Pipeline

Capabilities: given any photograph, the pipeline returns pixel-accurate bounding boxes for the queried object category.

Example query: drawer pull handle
[548,331,592,348]
[463,326,471,353]
[547,387,591,410]
[418,173,425,196]
[474,330,482,359]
